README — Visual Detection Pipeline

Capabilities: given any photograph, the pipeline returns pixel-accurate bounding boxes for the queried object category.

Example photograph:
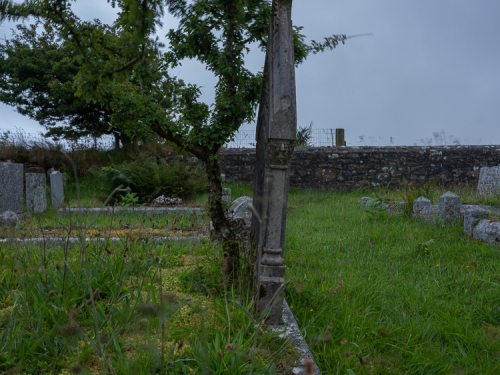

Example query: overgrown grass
[0,221,296,374]
[282,188,500,374]
[4,178,500,374]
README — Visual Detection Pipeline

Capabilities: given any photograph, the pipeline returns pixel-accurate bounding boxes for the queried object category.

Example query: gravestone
[477,166,500,197]
[439,191,460,220]
[229,196,253,228]
[0,162,24,213]
[413,196,431,216]
[32,186,47,213]
[26,173,46,213]
[50,171,64,209]
[251,0,297,324]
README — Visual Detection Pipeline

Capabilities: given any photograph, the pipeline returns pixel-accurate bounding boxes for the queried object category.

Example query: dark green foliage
[0,23,131,143]
[100,154,207,201]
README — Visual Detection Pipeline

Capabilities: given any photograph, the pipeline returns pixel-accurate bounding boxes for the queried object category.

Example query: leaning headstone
[464,207,490,236]
[0,162,24,213]
[50,171,64,209]
[222,188,232,205]
[477,166,500,197]
[32,186,47,213]
[26,173,46,213]
[439,191,460,220]
[413,196,431,216]
[228,196,253,228]
[251,0,297,324]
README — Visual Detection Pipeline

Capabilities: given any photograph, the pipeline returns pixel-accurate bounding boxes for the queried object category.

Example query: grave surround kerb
[251,0,297,324]
[464,207,490,237]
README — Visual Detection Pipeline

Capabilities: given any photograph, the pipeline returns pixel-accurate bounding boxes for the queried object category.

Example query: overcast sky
[1,0,499,146]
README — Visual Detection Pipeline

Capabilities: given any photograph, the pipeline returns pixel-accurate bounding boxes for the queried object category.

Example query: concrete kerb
[57,206,203,217]
[268,299,321,375]
[0,235,208,248]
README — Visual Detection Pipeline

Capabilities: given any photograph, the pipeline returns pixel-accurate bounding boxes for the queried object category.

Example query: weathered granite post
[413,196,431,216]
[26,173,46,213]
[251,0,297,324]
[439,191,461,220]
[0,162,24,213]
[50,171,64,209]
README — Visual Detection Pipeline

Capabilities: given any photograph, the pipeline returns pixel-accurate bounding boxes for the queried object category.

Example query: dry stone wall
[219,145,500,189]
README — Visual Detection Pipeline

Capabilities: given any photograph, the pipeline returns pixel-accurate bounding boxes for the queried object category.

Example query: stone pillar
[439,192,460,220]
[464,207,490,236]
[0,162,24,213]
[413,196,431,216]
[50,171,64,209]
[251,0,297,324]
[26,173,46,213]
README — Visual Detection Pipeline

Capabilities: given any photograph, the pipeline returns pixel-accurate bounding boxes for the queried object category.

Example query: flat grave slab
[57,206,203,217]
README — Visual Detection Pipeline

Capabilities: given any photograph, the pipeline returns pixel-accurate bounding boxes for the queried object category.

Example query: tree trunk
[202,153,239,279]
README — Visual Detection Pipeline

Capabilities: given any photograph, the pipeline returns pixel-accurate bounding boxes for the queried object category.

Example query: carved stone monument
[251,0,297,324]
[50,171,64,209]
[26,173,46,213]
[0,162,24,213]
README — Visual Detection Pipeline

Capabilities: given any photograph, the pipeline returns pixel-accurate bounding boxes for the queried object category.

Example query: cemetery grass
[229,183,500,374]
[0,234,297,374]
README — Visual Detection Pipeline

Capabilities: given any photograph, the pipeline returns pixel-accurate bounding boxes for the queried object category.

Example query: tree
[0,0,356,278]
[0,23,139,146]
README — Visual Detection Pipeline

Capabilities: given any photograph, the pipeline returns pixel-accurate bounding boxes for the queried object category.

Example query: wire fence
[1,127,339,150]
[224,128,338,148]
[0,128,117,151]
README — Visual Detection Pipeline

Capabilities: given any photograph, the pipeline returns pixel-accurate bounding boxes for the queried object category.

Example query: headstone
[228,196,253,228]
[439,191,460,220]
[0,162,24,213]
[50,171,64,209]
[477,166,500,197]
[222,188,231,205]
[251,0,297,324]
[26,173,46,213]
[32,186,47,213]
[464,207,490,236]
[413,196,431,216]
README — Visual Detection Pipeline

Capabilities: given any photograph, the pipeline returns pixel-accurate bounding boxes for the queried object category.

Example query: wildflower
[436,264,439,267]
[217,350,223,358]
[225,343,236,351]
[341,338,347,345]
[310,309,313,312]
